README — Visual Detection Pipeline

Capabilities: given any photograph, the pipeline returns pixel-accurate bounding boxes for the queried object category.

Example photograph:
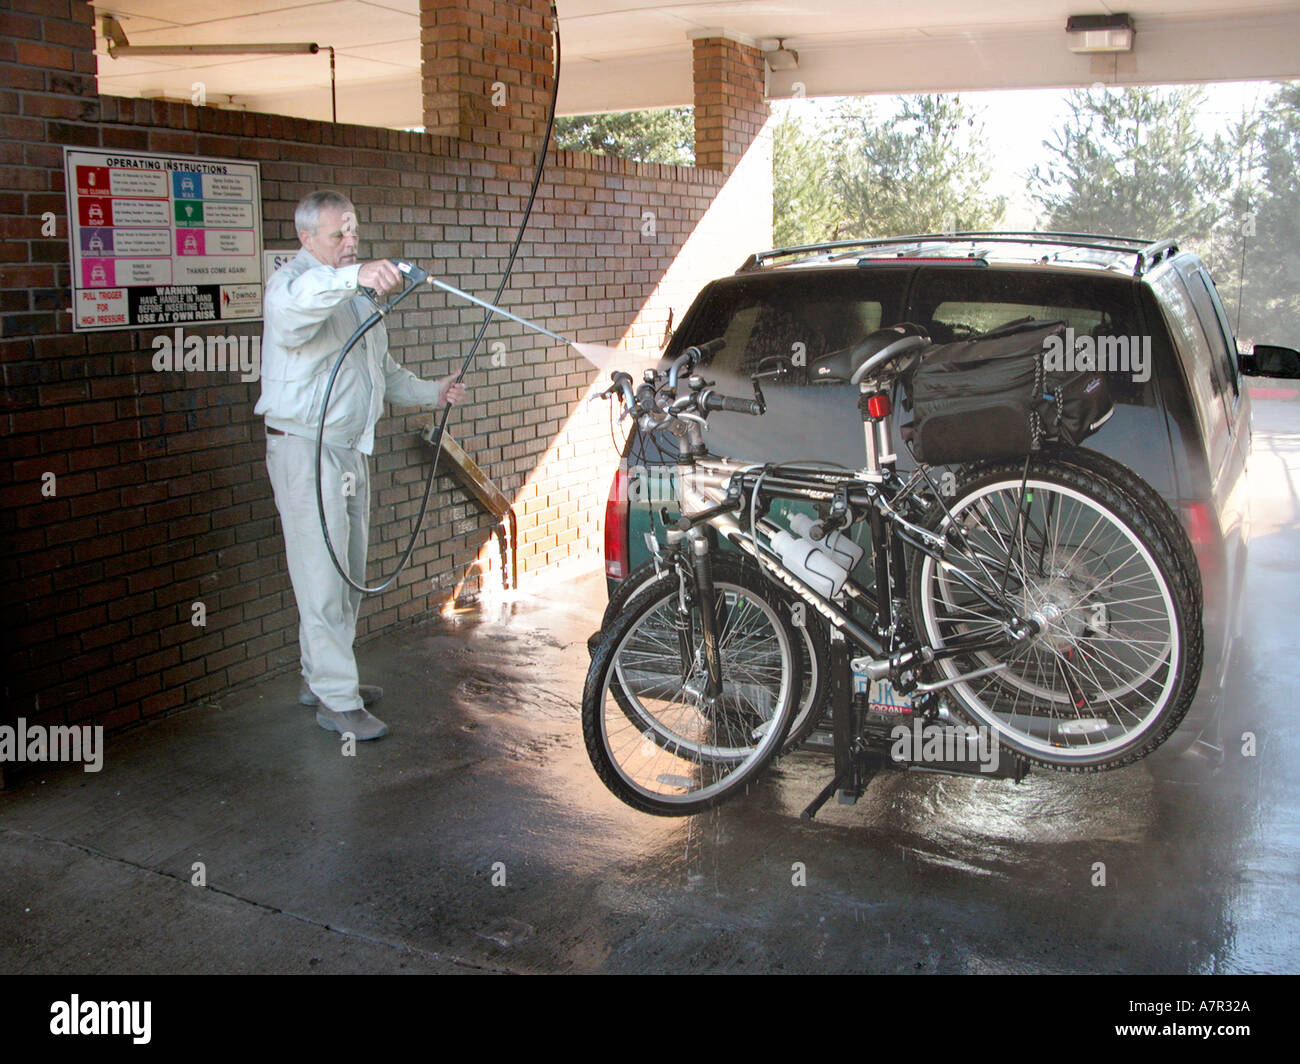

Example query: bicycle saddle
[811,323,931,386]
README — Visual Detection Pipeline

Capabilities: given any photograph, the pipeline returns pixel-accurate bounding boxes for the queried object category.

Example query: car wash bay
[1,390,1297,975]
[3,1,1300,974]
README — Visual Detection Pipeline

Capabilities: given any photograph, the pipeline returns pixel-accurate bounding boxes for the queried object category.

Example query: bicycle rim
[604,560,826,754]
[591,576,798,811]
[917,475,1181,762]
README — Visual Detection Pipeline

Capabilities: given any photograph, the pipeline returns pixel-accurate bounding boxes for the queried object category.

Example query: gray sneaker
[316,707,389,741]
[300,681,383,707]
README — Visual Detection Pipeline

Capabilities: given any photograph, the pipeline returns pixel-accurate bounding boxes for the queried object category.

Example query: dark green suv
[600,233,1299,752]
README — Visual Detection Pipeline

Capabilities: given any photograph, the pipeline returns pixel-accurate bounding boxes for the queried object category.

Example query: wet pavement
[2,395,1298,974]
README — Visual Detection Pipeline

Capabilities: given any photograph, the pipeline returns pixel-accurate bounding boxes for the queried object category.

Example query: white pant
[265,432,370,711]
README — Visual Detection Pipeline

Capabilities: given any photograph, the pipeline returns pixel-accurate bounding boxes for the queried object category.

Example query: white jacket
[255,248,445,454]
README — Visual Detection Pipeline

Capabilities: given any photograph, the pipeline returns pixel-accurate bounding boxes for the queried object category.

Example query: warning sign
[64,148,263,331]
[75,288,128,330]
[132,286,219,326]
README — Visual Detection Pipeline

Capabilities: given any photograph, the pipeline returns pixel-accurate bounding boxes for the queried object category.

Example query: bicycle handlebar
[601,370,636,406]
[598,336,764,427]
[667,337,726,390]
[702,391,762,415]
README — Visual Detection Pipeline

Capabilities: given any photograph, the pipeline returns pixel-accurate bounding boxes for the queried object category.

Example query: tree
[828,95,1006,237]
[1200,103,1264,341]
[1246,83,1300,347]
[1028,83,1299,349]
[1028,86,1229,244]
[553,107,694,166]
[772,107,839,247]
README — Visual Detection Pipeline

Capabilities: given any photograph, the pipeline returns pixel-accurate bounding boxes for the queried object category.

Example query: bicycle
[581,326,1203,817]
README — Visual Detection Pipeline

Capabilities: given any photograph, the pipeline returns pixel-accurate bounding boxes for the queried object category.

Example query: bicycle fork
[666,526,725,703]
[688,529,724,700]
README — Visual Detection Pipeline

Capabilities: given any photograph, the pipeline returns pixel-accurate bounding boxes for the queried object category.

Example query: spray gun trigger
[388,258,430,285]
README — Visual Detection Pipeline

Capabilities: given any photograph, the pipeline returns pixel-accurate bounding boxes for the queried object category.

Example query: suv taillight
[604,462,629,580]
[1181,501,1224,606]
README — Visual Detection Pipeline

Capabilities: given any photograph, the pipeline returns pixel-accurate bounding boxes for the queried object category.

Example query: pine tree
[1202,102,1265,345]
[553,107,694,166]
[772,107,840,247]
[829,95,1005,238]
[1028,86,1229,244]
[1249,83,1300,348]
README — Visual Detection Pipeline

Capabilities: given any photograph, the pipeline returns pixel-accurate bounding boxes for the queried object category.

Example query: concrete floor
[2,395,1298,975]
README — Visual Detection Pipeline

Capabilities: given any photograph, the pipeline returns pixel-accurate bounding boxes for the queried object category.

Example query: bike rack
[800,632,1032,820]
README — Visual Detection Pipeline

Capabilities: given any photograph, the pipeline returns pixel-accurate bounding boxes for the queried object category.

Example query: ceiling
[89,0,1300,127]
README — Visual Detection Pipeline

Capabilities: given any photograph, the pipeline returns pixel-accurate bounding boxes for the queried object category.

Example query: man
[257,190,465,740]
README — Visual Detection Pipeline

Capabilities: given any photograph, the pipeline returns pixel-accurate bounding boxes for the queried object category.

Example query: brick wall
[1,0,771,744]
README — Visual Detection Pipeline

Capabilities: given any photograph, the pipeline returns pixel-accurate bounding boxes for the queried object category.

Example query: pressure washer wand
[427,277,576,347]
[414,270,628,369]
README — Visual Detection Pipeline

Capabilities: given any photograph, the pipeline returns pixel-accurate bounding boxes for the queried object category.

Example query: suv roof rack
[740,231,1180,277]
[1134,237,1179,275]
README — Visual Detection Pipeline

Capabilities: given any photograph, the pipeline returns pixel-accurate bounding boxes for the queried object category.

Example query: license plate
[865,677,913,717]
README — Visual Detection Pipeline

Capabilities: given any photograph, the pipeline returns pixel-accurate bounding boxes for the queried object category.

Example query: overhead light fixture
[1066,13,1135,53]
[101,15,335,120]
[764,38,799,72]
[103,15,318,57]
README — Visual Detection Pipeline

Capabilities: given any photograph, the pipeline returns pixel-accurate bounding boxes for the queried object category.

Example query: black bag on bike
[1041,364,1115,446]
[901,318,1113,464]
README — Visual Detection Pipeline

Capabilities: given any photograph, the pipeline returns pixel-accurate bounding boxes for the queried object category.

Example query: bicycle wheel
[583,557,801,815]
[598,557,829,754]
[908,456,1202,770]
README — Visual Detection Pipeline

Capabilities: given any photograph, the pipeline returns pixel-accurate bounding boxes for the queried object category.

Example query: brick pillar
[692,34,767,173]
[0,0,98,340]
[420,0,553,155]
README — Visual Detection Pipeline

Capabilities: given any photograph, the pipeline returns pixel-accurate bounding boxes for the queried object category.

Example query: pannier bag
[901,318,1114,465]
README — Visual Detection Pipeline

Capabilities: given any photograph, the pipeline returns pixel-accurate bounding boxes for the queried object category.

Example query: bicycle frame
[668,402,1034,685]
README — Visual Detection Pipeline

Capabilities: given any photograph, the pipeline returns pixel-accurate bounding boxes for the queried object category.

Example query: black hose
[313,6,562,595]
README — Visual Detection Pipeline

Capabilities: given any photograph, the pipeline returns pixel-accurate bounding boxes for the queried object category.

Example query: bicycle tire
[1027,444,1203,618]
[598,557,830,753]
[908,456,1202,771]
[582,558,801,815]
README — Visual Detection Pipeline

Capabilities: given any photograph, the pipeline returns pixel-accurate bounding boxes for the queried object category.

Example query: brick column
[692,34,768,173]
[0,0,98,341]
[420,0,552,154]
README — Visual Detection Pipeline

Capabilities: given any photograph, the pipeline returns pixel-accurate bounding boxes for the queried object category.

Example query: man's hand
[440,375,467,405]
[358,259,402,294]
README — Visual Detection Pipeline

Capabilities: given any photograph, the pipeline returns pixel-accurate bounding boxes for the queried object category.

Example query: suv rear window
[929,300,1111,340]
[910,267,1151,405]
[672,270,909,380]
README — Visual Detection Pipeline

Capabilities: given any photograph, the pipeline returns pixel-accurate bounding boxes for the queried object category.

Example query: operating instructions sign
[64,148,264,331]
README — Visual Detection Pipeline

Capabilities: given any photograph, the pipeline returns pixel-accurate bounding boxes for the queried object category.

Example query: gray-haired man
[257,190,465,740]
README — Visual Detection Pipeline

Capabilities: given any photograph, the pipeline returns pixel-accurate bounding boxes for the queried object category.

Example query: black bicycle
[581,326,1203,817]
